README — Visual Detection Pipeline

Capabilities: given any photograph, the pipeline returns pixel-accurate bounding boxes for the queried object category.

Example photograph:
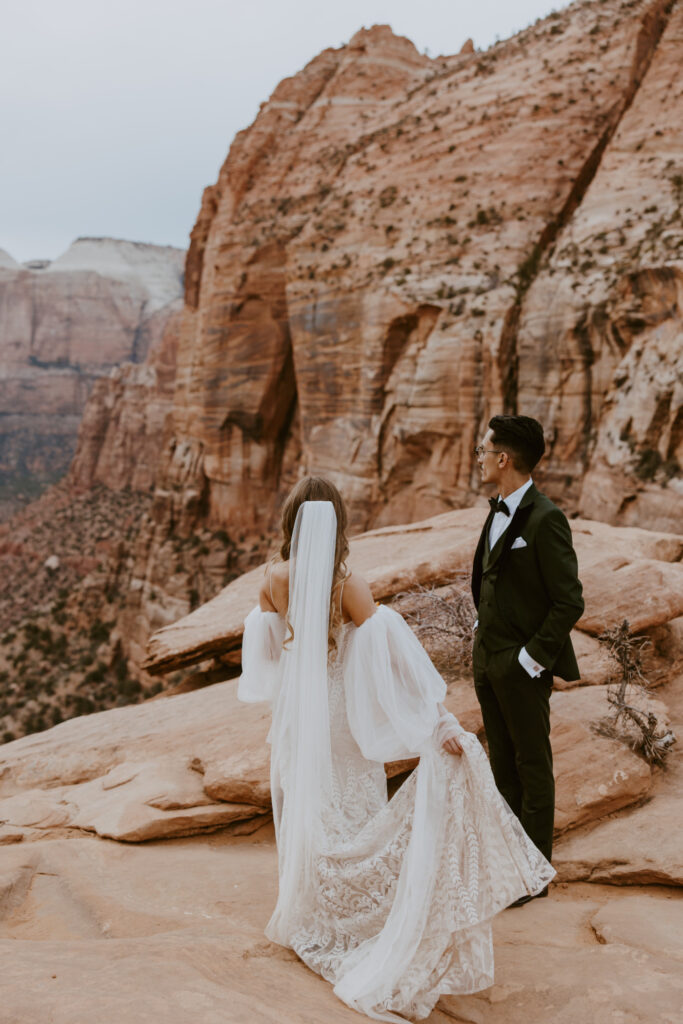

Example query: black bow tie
[489,497,510,517]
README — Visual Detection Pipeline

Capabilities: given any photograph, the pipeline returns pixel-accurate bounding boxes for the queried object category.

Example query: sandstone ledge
[142,511,683,675]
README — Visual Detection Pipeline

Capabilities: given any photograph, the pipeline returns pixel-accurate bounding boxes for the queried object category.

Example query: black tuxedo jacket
[471,484,584,681]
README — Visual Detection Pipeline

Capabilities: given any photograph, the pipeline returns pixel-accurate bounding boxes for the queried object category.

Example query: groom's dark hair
[489,415,545,473]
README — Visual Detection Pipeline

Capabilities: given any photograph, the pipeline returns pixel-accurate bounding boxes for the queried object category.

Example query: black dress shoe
[508,886,549,908]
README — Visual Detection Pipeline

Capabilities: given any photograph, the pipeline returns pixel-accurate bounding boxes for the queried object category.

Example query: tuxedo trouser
[473,633,555,862]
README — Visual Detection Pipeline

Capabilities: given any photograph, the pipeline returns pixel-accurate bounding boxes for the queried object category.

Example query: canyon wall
[150,0,681,546]
[0,237,184,516]
[2,0,681,706]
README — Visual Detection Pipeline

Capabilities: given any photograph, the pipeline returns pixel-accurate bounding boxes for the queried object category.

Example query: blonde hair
[278,476,350,650]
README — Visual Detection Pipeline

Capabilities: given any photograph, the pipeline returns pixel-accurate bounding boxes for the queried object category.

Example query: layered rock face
[0,237,184,516]
[516,3,683,530]
[67,309,181,493]
[148,0,681,546]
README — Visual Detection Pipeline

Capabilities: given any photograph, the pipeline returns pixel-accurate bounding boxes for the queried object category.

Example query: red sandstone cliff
[67,309,181,494]
[162,0,681,541]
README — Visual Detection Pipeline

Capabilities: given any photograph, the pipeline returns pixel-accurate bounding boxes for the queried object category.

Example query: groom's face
[477,428,502,487]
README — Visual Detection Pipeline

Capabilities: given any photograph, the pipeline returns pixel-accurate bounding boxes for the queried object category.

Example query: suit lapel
[474,509,494,569]
[484,483,538,573]
[472,508,495,607]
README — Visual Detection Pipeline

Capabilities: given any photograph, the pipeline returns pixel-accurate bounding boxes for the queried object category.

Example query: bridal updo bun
[489,414,545,473]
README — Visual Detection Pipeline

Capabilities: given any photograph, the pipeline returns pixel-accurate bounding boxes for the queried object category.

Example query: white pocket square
[511,537,528,549]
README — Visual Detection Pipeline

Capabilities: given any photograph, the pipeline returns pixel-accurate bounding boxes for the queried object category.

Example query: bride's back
[259,560,375,628]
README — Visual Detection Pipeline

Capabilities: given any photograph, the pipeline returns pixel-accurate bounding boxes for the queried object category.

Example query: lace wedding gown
[239,603,555,1022]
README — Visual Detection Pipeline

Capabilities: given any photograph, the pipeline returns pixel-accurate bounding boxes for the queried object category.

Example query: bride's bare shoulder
[259,560,289,613]
[342,572,376,627]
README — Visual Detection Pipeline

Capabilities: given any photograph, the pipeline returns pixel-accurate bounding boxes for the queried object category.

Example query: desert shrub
[594,620,676,766]
[84,662,107,685]
[118,676,142,699]
[23,710,47,733]
[379,186,397,207]
[114,657,129,684]
[71,695,95,716]
[89,620,111,645]
[390,579,475,677]
[52,634,68,658]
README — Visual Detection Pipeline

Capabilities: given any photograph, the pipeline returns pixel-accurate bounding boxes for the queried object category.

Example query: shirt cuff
[518,646,545,677]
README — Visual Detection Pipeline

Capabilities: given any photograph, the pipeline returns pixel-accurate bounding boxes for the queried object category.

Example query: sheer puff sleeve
[237,606,286,704]
[343,604,450,763]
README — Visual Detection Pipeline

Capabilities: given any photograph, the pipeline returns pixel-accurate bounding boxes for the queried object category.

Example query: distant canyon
[0,238,184,519]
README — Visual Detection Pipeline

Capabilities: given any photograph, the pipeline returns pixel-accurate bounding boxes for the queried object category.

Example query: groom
[471,415,584,901]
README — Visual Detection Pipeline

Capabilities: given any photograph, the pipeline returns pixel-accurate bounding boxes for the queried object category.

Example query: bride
[238,476,554,1022]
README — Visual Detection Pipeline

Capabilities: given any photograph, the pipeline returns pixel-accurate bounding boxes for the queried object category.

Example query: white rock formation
[46,237,185,313]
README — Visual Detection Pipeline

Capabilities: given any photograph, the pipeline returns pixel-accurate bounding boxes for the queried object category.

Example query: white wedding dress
[238,502,554,1022]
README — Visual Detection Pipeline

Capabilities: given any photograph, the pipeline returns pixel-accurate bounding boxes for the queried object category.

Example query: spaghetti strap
[339,577,345,619]
[268,563,276,610]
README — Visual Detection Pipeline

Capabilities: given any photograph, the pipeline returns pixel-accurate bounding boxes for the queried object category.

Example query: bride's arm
[341,572,377,626]
[342,576,462,757]
[237,583,286,704]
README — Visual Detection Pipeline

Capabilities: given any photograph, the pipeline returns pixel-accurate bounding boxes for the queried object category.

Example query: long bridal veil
[265,500,337,944]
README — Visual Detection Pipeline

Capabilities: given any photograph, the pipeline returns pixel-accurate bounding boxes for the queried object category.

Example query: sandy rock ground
[1,507,682,1021]
[0,670,680,1023]
[1,824,682,1024]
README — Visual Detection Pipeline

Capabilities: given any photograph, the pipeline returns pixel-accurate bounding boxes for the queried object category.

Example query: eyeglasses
[473,446,503,458]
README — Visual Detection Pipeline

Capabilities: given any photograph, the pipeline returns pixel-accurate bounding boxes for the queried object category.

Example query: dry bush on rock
[594,619,676,766]
[389,577,475,679]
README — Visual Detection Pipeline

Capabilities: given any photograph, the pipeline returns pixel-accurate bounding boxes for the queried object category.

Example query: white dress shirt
[488,477,533,549]
[476,478,547,678]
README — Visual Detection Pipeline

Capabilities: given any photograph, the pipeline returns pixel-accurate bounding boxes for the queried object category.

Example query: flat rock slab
[0,832,454,1024]
[0,678,656,844]
[491,888,602,949]
[0,685,272,841]
[578,558,683,635]
[439,937,683,1024]
[142,511,683,675]
[551,682,671,742]
[0,761,267,843]
[554,793,683,886]
[550,685,654,834]
[0,834,279,940]
[0,825,24,844]
[569,519,683,566]
[0,677,270,795]
[0,928,365,1024]
[550,718,651,835]
[555,630,614,690]
[2,835,682,1024]
[591,895,683,961]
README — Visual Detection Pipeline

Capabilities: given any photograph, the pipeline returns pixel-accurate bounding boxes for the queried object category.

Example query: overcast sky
[1,0,573,263]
